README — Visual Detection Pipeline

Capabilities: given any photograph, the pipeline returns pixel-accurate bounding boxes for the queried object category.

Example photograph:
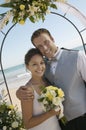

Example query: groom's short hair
[31,28,52,46]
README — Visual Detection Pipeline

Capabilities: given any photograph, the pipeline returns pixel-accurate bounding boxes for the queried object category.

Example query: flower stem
[60,116,68,125]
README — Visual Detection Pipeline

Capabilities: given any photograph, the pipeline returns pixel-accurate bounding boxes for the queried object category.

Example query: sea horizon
[0,63,31,90]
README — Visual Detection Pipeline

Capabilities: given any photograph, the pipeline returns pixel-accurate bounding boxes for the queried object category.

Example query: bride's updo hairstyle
[25,48,43,65]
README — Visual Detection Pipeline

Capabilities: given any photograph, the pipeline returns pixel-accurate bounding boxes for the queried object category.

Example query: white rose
[3,126,7,130]
[43,99,48,105]
[52,97,60,105]
[12,121,18,128]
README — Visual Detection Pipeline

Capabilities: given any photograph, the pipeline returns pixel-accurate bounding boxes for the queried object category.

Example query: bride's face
[27,54,46,78]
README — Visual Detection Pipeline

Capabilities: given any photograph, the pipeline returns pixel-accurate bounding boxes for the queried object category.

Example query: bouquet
[38,85,67,125]
[0,0,66,30]
[0,89,25,130]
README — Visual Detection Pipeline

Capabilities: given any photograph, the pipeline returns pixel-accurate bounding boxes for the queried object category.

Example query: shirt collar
[48,48,62,62]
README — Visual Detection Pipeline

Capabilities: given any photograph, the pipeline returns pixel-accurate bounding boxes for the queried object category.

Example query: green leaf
[29,16,35,23]
[40,86,45,91]
[0,2,13,8]
[50,4,57,9]
[42,15,45,22]
[60,116,68,125]
[38,97,44,102]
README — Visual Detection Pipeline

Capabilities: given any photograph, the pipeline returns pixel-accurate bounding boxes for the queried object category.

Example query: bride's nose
[37,64,43,70]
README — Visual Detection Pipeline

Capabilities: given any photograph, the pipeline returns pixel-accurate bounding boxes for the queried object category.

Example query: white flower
[3,126,7,130]
[43,99,48,104]
[28,5,38,16]
[16,111,22,118]
[55,102,64,119]
[52,97,59,105]
[5,0,11,3]
[12,121,18,128]
[46,10,51,14]
[19,11,25,17]
[0,11,13,31]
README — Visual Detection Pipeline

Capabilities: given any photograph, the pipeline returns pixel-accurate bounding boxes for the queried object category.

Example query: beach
[7,88,22,111]
[0,67,32,112]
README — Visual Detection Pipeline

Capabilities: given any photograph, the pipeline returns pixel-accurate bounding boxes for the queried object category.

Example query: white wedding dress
[29,90,61,130]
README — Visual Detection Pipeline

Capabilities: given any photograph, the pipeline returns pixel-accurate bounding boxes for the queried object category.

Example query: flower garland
[0,0,66,30]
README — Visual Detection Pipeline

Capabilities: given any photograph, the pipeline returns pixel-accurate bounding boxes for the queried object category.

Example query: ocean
[0,64,31,90]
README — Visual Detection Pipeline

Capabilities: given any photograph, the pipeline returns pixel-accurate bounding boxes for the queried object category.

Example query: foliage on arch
[0,0,66,30]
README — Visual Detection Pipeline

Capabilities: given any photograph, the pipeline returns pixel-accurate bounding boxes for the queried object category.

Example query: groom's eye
[41,61,45,65]
[37,45,43,50]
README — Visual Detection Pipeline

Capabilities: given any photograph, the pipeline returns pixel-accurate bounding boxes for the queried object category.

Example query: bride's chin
[36,73,44,77]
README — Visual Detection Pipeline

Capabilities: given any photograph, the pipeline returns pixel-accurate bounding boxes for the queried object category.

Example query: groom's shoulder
[61,47,79,52]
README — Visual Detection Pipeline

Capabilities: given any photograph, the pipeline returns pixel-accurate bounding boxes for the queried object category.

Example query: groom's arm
[16,85,34,100]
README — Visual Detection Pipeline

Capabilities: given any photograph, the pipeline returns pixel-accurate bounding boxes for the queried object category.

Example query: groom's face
[33,33,57,58]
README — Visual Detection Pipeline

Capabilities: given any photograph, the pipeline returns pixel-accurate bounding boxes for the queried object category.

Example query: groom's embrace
[16,28,86,130]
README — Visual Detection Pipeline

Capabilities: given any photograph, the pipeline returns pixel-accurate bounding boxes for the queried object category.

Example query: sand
[0,76,31,112]
[2,87,22,112]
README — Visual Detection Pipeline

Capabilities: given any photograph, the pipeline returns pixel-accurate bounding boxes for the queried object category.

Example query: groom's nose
[43,45,47,50]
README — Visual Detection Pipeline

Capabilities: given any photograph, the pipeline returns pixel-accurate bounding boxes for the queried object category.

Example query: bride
[16,48,61,130]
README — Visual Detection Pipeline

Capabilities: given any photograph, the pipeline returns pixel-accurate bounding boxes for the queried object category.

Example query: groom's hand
[16,86,34,100]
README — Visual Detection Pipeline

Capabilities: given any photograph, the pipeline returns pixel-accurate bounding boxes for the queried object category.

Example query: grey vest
[45,49,86,121]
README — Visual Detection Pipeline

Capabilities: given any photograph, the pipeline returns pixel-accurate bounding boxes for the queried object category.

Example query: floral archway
[0,0,86,103]
[0,1,86,129]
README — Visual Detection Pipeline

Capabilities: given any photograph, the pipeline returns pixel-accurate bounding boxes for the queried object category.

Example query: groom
[16,28,86,130]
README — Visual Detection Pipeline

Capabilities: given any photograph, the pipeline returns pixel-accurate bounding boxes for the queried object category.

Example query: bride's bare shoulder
[25,81,34,91]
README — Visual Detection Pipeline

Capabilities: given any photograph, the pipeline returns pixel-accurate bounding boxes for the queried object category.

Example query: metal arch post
[0,23,16,104]
[51,11,86,54]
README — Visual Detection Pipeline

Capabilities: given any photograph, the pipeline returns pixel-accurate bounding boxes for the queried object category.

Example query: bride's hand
[50,109,61,116]
[16,86,34,100]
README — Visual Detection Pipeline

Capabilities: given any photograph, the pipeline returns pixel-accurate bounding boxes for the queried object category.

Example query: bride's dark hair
[25,48,43,65]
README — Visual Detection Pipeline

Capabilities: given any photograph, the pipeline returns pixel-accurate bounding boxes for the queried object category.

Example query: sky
[0,0,86,69]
